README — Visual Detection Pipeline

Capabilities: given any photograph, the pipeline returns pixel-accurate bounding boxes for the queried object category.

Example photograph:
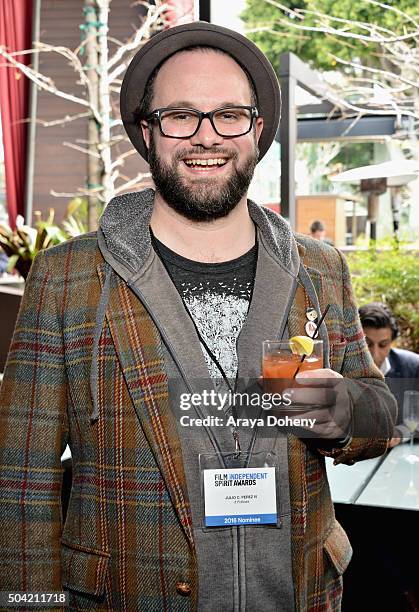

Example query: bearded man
[0,22,396,611]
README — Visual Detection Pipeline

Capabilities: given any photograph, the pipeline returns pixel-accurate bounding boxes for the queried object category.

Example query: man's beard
[148,136,259,222]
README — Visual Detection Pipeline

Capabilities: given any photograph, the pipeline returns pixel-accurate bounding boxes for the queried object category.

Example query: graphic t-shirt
[152,237,257,382]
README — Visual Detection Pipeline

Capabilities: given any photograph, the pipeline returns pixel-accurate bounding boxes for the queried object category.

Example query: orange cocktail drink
[262,340,323,394]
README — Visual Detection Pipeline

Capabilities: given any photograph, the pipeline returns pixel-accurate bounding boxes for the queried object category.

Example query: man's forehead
[160,47,245,73]
[153,48,254,108]
[364,326,393,340]
[153,48,252,96]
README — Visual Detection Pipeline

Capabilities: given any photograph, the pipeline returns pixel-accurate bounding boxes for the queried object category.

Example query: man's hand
[282,369,352,441]
[387,436,401,449]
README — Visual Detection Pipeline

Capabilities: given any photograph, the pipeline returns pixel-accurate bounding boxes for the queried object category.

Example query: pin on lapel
[305,307,318,338]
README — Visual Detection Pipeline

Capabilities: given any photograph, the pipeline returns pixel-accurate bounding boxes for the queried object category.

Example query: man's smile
[181,155,231,175]
[184,157,228,166]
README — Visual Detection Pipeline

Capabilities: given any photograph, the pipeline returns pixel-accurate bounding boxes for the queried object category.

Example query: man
[0,22,396,611]
[359,302,419,446]
[359,302,419,378]
[309,220,326,241]
[309,220,333,246]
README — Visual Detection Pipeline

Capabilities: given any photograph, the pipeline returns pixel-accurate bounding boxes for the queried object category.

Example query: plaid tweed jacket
[0,224,395,611]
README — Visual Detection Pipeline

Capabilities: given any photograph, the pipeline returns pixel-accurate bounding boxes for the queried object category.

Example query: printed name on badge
[203,467,277,527]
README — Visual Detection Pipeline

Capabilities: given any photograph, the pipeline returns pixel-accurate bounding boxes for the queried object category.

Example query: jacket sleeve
[0,249,68,593]
[319,249,397,465]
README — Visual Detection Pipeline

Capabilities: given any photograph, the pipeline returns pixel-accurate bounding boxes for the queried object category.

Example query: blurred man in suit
[359,301,419,446]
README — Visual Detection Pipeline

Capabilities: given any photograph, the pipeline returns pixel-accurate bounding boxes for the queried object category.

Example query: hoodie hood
[98,188,300,280]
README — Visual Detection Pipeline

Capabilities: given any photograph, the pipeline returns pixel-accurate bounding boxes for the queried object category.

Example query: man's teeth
[184,158,227,167]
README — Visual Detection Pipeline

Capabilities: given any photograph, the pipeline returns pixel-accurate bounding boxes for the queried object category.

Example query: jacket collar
[98,188,300,281]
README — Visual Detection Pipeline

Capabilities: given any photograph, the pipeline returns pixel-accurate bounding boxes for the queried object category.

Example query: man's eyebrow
[161,101,249,109]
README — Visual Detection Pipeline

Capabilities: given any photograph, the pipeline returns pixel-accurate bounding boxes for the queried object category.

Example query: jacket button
[176,581,192,596]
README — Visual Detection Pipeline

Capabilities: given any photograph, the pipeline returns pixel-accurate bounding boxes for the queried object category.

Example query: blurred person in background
[359,301,419,447]
[309,220,334,245]
[310,220,326,240]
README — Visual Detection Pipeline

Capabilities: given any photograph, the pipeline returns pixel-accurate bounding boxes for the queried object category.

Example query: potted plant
[0,198,87,279]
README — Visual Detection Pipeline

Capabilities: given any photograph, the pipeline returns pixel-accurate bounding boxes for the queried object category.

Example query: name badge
[203,467,277,527]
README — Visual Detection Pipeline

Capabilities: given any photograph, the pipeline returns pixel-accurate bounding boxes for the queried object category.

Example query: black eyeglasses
[145,106,259,139]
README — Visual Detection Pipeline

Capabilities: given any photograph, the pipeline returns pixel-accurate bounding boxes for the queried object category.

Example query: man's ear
[140,121,150,150]
[255,117,264,143]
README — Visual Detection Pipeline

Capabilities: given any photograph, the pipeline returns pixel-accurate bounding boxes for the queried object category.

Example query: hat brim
[120,21,280,162]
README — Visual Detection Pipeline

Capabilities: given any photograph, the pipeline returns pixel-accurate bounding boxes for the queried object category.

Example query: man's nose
[369,346,379,364]
[189,117,224,148]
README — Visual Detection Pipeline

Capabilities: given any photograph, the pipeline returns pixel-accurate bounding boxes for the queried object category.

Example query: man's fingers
[295,369,343,387]
[283,386,337,406]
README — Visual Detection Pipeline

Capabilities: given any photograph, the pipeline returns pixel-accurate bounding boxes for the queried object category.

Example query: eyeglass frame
[144,105,259,139]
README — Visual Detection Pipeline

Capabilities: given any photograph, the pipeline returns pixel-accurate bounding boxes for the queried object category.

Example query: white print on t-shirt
[182,281,251,380]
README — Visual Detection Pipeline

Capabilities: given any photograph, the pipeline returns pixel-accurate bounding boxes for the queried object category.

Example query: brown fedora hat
[120,21,281,162]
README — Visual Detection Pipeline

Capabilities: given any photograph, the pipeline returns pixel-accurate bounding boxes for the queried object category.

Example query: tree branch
[0,45,102,123]
[260,14,419,44]
[110,149,137,169]
[364,0,419,30]
[34,111,92,127]
[107,2,167,71]
[50,188,102,198]
[114,172,151,194]
[62,142,101,157]
[330,55,419,92]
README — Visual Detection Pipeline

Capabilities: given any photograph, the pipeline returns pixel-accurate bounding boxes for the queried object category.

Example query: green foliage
[332,142,375,171]
[346,241,419,351]
[61,197,89,237]
[0,199,87,279]
[242,0,419,71]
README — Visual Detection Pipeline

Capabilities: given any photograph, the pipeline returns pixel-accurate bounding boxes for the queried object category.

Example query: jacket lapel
[287,281,308,339]
[288,264,325,338]
[96,263,194,549]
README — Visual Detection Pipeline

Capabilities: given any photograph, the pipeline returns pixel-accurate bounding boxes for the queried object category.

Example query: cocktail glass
[403,390,419,464]
[262,339,323,394]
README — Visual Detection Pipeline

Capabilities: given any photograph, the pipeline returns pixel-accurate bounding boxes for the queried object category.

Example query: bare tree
[0,0,168,230]
[248,0,419,128]
[246,0,419,243]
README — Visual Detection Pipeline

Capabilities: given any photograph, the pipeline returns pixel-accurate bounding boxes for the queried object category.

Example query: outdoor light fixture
[331,160,419,242]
